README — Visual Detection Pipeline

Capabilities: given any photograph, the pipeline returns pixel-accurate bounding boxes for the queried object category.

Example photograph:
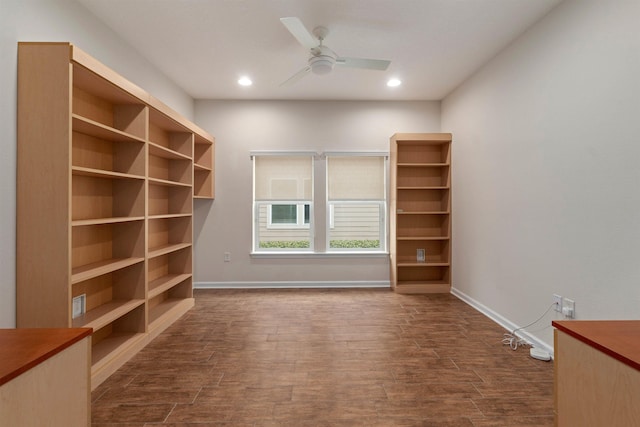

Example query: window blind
[327,156,385,200]
[254,156,313,201]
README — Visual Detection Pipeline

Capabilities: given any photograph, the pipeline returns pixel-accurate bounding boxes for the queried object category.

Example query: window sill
[250,251,389,259]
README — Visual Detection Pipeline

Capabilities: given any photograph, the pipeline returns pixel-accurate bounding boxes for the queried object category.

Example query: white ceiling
[76,0,562,101]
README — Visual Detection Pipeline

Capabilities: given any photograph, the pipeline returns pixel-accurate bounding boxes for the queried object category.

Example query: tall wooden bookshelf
[390,133,452,294]
[16,42,214,388]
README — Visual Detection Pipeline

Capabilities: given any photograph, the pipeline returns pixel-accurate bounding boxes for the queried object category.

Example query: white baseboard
[451,287,554,358]
[194,280,391,289]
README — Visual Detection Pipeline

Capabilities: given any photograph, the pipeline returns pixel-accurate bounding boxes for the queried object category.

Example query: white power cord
[502,302,557,351]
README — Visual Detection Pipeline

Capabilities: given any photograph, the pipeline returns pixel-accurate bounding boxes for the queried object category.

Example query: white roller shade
[254,156,313,201]
[327,156,385,200]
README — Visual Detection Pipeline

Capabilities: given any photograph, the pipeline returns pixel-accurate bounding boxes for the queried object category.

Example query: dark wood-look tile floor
[91,289,554,426]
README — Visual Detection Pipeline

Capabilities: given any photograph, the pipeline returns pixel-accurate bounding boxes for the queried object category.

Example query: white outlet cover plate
[72,294,85,319]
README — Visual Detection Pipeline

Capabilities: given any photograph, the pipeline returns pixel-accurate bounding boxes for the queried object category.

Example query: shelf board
[397,236,450,241]
[396,211,450,215]
[194,163,212,171]
[148,213,192,220]
[397,163,449,167]
[397,262,450,267]
[393,134,452,144]
[71,257,145,284]
[397,186,449,190]
[72,166,145,180]
[148,298,194,333]
[394,282,451,294]
[72,216,144,227]
[193,194,214,200]
[72,114,146,143]
[148,242,192,259]
[72,299,145,330]
[148,141,192,161]
[148,273,192,299]
[148,177,192,188]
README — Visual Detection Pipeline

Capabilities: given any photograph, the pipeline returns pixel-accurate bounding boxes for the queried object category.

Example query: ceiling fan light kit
[309,53,336,74]
[280,17,391,85]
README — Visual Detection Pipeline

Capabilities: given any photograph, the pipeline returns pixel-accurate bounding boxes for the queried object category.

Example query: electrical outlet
[553,294,563,312]
[224,252,231,262]
[563,298,575,318]
[416,249,425,263]
[72,294,85,319]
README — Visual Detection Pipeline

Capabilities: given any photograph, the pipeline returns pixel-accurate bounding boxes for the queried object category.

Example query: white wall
[0,0,194,327]
[193,100,440,286]
[442,0,640,350]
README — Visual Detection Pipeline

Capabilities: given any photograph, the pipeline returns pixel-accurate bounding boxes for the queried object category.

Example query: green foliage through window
[330,240,380,249]
[259,240,379,249]
[259,240,310,248]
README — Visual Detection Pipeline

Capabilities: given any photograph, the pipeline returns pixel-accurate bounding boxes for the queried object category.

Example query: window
[252,152,386,254]
[268,204,310,227]
[326,155,386,252]
[253,154,314,251]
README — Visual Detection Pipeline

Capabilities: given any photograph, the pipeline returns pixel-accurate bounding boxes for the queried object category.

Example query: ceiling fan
[280,17,391,86]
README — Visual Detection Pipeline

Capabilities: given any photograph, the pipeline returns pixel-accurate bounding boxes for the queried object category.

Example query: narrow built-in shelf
[72,114,146,143]
[193,163,212,171]
[148,177,192,188]
[148,273,192,299]
[72,166,145,180]
[71,257,145,284]
[148,141,192,161]
[72,299,145,330]
[148,242,192,259]
[72,216,145,226]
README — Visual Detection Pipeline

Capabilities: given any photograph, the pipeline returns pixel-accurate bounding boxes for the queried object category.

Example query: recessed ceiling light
[387,78,402,87]
[238,76,253,86]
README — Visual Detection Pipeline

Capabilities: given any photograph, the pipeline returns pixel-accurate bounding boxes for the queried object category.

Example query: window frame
[251,151,388,256]
[252,152,316,253]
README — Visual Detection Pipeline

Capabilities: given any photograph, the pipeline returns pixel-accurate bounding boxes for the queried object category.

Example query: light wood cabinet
[390,133,452,293]
[553,321,640,427]
[0,328,92,426]
[17,42,214,388]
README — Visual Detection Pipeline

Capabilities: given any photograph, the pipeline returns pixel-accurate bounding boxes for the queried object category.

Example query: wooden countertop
[553,320,640,371]
[0,328,92,386]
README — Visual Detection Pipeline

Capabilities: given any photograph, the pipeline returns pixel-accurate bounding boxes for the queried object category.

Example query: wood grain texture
[92,289,554,426]
[0,333,91,426]
[0,328,92,385]
[553,320,640,371]
[555,329,640,427]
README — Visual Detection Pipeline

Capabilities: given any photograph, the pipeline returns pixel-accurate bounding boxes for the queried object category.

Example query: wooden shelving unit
[16,42,215,389]
[390,133,452,293]
[193,133,215,199]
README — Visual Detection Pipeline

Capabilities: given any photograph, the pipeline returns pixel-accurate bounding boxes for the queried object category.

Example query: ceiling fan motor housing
[309,45,336,75]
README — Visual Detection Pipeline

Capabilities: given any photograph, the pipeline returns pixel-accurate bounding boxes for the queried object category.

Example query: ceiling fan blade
[280,66,312,86]
[280,17,318,50]
[336,57,391,71]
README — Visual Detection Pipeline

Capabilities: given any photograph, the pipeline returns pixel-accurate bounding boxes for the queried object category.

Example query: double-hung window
[253,154,314,251]
[326,154,387,252]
